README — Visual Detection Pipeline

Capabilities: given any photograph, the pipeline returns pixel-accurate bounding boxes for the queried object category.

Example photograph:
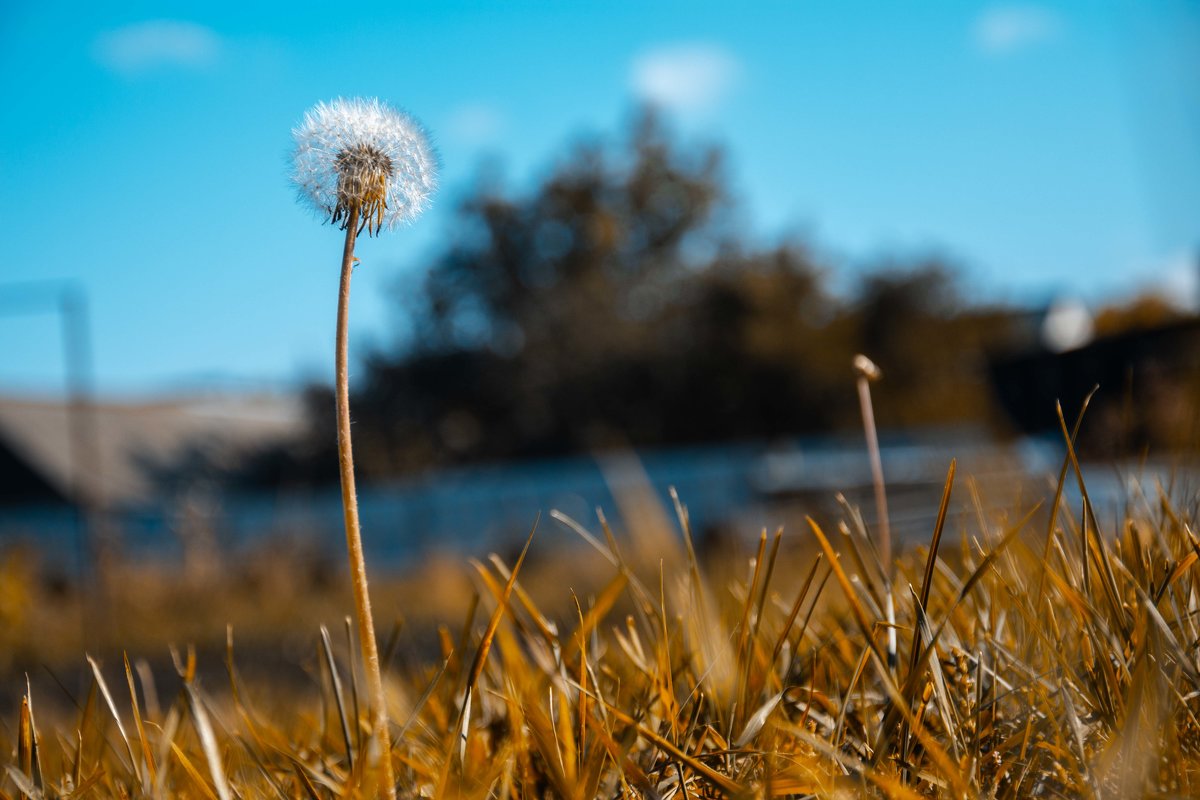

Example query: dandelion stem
[335,204,396,800]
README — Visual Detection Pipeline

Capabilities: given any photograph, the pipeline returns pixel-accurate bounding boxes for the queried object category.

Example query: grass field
[3,447,1200,798]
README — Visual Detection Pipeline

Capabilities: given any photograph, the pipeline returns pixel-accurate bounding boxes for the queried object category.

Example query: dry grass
[4,450,1200,798]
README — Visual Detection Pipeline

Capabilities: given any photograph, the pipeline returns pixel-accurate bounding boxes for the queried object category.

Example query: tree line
[234,113,1193,489]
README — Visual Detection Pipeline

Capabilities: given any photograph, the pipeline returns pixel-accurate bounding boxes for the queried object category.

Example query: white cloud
[1154,249,1199,311]
[446,102,506,147]
[974,6,1061,56]
[630,43,741,116]
[93,20,222,75]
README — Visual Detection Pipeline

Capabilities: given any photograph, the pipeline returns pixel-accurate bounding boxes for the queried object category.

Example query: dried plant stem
[335,205,397,800]
[855,367,890,569]
[854,355,895,669]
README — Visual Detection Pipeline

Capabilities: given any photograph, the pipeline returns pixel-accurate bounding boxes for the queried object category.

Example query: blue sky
[1,1,1197,395]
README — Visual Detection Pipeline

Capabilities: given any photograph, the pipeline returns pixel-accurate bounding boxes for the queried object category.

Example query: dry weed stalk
[854,353,898,670]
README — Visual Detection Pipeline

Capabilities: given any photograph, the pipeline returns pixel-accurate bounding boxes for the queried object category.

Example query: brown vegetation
[5,448,1200,797]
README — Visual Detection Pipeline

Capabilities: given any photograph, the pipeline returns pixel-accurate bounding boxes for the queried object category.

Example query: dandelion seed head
[291,97,438,235]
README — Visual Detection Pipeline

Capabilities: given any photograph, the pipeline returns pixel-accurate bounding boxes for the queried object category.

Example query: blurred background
[0,2,1198,677]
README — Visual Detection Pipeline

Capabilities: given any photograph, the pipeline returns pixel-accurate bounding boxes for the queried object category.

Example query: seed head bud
[853,354,883,381]
[291,97,438,236]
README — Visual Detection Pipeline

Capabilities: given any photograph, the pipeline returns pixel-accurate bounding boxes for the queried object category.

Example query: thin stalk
[854,355,895,670]
[855,364,890,569]
[335,205,396,800]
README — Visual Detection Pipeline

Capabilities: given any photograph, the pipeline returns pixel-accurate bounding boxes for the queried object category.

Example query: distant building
[0,393,304,512]
[988,316,1200,448]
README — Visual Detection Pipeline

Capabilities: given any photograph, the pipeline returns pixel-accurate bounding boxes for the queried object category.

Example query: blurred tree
[414,114,726,354]
[849,264,1016,429]
[1094,293,1187,336]
[238,113,1031,485]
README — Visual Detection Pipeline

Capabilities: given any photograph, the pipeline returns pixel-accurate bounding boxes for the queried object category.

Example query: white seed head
[291,97,438,235]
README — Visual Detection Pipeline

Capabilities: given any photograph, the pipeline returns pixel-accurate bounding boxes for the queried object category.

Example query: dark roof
[0,393,304,507]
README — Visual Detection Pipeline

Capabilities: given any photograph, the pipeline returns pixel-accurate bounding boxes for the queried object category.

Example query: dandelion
[290,97,438,799]
[292,97,437,235]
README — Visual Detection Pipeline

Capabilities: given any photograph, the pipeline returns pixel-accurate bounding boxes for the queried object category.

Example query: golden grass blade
[600,702,743,796]
[555,679,578,787]
[734,527,782,724]
[70,758,106,798]
[151,704,182,799]
[1042,564,1093,618]
[737,530,769,660]
[452,591,481,678]
[319,624,355,770]
[806,517,883,666]
[671,485,716,638]
[75,677,99,786]
[733,529,768,727]
[1137,587,1200,684]
[1056,399,1129,639]
[395,651,453,746]
[1060,680,1098,796]
[522,695,575,799]
[767,554,824,679]
[15,693,35,800]
[85,656,140,787]
[71,729,83,792]
[907,590,963,761]
[18,688,33,754]
[133,658,160,722]
[1034,388,1095,609]
[954,501,1041,603]
[577,729,612,800]
[734,690,784,748]
[564,572,628,669]
[917,460,955,616]
[181,682,233,800]
[837,513,887,614]
[4,768,43,800]
[122,652,157,789]
[902,459,955,710]
[291,761,322,800]
[1163,549,1200,602]
[221,626,277,779]
[456,518,538,764]
[550,510,617,567]
[570,591,589,777]
[344,616,363,753]
[832,644,872,751]
[971,648,985,786]
[381,616,405,675]
[656,561,680,739]
[488,554,559,643]
[169,742,220,800]
[552,508,657,630]
[785,721,928,800]
[468,559,533,675]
